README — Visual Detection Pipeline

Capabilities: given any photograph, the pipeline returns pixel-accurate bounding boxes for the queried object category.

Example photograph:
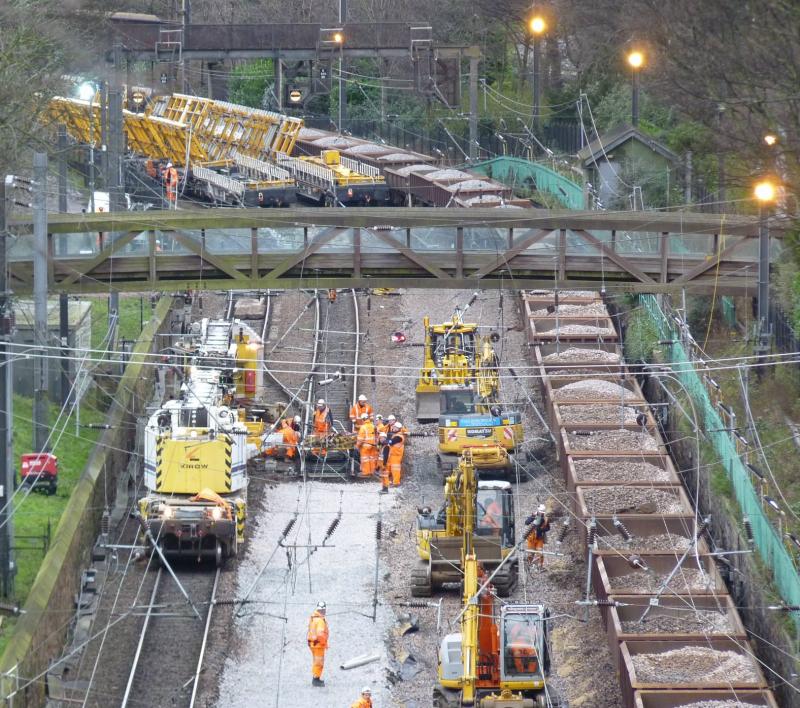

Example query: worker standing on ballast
[356,413,378,478]
[382,422,406,488]
[525,504,551,570]
[307,601,329,687]
[163,161,178,208]
[350,394,373,431]
[313,399,333,435]
[281,416,300,460]
[377,432,390,493]
[350,687,373,708]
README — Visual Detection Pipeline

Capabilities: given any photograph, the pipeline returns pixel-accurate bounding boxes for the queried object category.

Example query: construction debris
[630,647,759,683]
[581,487,685,515]
[233,297,267,319]
[567,430,659,452]
[573,458,673,483]
[340,651,382,670]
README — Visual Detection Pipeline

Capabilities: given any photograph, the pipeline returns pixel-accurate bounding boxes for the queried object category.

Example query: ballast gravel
[676,702,764,708]
[581,487,686,514]
[531,303,609,317]
[527,289,600,298]
[609,568,715,593]
[559,404,639,424]
[621,609,733,634]
[567,430,659,452]
[573,458,673,483]
[539,323,615,336]
[553,380,637,401]
[543,347,621,363]
[597,532,692,552]
[630,647,759,684]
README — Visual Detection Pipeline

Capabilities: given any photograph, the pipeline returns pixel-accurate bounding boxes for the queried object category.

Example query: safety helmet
[294,415,302,423]
[376,414,383,420]
[317,399,325,406]
[166,161,173,168]
[387,414,396,422]
[392,422,402,431]
[361,687,371,696]
[358,394,367,402]
[316,601,326,611]
[537,504,546,513]
[360,413,369,420]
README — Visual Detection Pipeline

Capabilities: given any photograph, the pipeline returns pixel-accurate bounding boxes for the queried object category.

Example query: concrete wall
[0,296,175,707]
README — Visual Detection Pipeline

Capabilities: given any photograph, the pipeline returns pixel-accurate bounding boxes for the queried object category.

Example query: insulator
[280,517,296,540]
[628,554,648,571]
[100,509,111,536]
[523,524,536,541]
[587,519,597,547]
[593,599,619,607]
[743,516,754,545]
[613,516,633,542]
[376,519,382,541]
[403,601,430,608]
[697,516,711,537]
[556,519,570,544]
[325,516,340,540]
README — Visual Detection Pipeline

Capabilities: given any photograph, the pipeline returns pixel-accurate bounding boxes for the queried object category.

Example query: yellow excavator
[413,450,518,597]
[433,552,554,707]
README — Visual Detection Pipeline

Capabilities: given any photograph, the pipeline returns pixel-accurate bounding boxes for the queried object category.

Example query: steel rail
[188,568,221,708]
[300,292,321,480]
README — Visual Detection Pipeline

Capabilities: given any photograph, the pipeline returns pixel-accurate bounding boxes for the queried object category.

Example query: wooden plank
[470,228,551,278]
[171,230,248,281]
[58,230,140,286]
[672,235,750,284]
[573,229,656,284]
[362,228,453,280]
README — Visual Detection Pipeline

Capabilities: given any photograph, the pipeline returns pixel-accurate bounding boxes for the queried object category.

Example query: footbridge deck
[8,207,778,294]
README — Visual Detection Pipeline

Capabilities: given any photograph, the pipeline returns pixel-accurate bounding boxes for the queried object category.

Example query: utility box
[20,452,59,495]
[321,149,340,166]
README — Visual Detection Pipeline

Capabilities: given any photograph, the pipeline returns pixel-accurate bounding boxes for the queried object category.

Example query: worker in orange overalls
[525,504,551,570]
[377,432,390,493]
[307,601,329,686]
[281,417,300,460]
[480,492,503,530]
[350,394,373,431]
[383,422,406,487]
[328,288,337,303]
[163,161,179,208]
[507,620,539,675]
[313,399,333,435]
[350,687,373,708]
[356,413,378,478]
[375,414,388,436]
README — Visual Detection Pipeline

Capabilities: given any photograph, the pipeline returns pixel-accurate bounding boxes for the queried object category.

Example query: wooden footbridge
[8,207,778,294]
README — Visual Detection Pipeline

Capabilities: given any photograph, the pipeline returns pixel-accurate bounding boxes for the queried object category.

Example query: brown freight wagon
[565,454,681,494]
[528,315,619,344]
[559,427,669,479]
[522,290,603,307]
[585,516,709,558]
[552,401,658,452]
[573,484,694,522]
[618,639,767,708]
[633,689,778,708]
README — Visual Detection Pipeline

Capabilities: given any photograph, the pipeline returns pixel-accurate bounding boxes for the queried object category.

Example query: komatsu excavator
[413,450,518,597]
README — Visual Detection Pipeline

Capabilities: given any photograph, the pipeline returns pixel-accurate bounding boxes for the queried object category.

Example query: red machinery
[20,453,58,496]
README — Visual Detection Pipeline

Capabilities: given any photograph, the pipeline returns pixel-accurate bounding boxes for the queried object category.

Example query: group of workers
[266,394,408,493]
[306,600,374,706]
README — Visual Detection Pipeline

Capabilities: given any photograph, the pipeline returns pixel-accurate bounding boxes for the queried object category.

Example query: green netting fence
[641,294,800,628]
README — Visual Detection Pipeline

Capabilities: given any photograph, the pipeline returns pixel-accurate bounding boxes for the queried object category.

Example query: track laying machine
[139,317,279,566]
[413,449,518,597]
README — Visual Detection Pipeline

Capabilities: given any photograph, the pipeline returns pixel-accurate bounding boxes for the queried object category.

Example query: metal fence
[641,294,800,630]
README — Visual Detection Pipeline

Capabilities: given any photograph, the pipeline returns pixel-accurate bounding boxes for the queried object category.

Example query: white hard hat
[316,600,326,610]
[387,414,396,422]
[358,394,367,402]
[392,422,402,431]
[317,399,325,405]
[376,414,383,419]
[361,687,371,695]
[293,415,302,423]
[166,161,173,168]
[360,413,369,420]
[537,504,547,513]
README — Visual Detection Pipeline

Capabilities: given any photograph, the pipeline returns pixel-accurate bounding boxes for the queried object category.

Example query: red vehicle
[20,453,58,496]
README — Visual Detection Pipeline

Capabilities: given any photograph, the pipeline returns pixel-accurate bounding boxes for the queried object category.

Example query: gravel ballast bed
[610,568,713,593]
[532,303,609,317]
[630,647,759,684]
[597,532,691,552]
[540,324,615,336]
[527,289,599,298]
[553,380,637,401]
[581,487,685,514]
[676,702,764,708]
[559,404,639,424]
[567,430,659,452]
[573,458,673,483]
[543,347,621,364]
[621,610,734,635]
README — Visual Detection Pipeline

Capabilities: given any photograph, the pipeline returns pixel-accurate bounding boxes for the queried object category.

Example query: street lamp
[529,15,547,136]
[333,32,345,134]
[754,179,777,362]
[627,49,645,127]
[763,133,778,147]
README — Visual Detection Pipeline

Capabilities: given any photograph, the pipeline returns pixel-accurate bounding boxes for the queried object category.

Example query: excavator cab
[499,605,550,689]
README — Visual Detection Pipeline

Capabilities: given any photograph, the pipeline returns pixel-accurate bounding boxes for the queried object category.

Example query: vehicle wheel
[411,564,432,598]
[214,539,224,568]
[48,481,57,496]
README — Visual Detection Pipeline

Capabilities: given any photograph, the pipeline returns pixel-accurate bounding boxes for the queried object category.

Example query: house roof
[577,125,678,167]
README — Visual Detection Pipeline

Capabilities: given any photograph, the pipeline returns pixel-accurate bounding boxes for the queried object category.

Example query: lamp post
[754,179,777,360]
[529,15,546,136]
[334,32,344,134]
[627,50,645,127]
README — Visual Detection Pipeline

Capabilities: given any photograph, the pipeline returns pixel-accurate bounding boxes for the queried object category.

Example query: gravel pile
[581,487,686,514]
[630,647,759,684]
[531,303,609,317]
[540,324,615,336]
[609,568,714,593]
[676,702,764,708]
[621,609,733,634]
[543,347,621,363]
[597,532,692,552]
[567,430,659,452]
[573,458,672,483]
[559,404,639,424]
[527,289,599,298]
[553,380,636,401]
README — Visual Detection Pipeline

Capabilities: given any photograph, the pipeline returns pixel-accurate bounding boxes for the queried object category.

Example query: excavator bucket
[416,391,440,422]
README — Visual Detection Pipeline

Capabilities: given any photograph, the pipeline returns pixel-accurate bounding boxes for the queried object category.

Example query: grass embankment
[0,296,146,654]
